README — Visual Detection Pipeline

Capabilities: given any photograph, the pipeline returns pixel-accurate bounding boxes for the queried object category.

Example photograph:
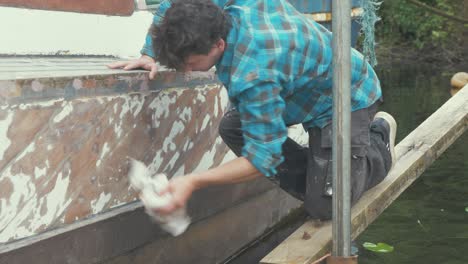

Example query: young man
[109,0,397,220]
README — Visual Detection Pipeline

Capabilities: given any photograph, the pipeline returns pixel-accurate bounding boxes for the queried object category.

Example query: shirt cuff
[241,137,284,177]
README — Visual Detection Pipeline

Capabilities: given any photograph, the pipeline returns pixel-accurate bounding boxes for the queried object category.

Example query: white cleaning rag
[128,159,190,236]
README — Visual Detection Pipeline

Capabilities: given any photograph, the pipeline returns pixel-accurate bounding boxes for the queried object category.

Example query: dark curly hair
[151,0,231,70]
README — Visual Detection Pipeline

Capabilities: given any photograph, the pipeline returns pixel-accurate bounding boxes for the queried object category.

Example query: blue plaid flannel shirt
[142,0,382,177]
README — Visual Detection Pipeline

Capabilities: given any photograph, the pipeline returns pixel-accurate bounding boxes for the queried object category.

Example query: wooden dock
[261,84,468,264]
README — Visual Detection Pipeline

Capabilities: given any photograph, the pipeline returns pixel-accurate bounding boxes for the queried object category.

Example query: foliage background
[374,0,467,65]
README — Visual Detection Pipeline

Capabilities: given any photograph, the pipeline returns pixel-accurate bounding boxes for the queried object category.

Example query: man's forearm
[188,157,263,190]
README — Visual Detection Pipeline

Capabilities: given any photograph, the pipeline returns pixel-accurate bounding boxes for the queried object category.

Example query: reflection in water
[357,64,468,264]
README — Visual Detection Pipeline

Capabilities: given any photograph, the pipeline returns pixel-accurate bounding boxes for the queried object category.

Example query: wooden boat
[0,1,363,263]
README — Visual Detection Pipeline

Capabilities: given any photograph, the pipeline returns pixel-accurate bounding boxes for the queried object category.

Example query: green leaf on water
[363,242,394,253]
[465,207,468,213]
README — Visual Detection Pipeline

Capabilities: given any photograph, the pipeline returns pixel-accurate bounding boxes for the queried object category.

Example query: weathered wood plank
[0,59,219,105]
[261,85,468,264]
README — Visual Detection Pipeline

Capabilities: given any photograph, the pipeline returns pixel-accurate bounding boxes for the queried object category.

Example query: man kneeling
[109,0,397,220]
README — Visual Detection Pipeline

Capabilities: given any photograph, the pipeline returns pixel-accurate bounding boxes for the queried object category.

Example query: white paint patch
[180,107,192,122]
[18,99,62,110]
[220,149,237,164]
[96,142,110,167]
[148,93,177,127]
[148,150,163,176]
[35,159,51,180]
[196,93,206,103]
[0,164,72,242]
[192,137,224,173]
[95,97,106,105]
[163,152,180,172]
[119,96,145,120]
[132,97,145,118]
[162,120,185,152]
[34,170,72,230]
[53,102,73,123]
[200,115,211,131]
[173,165,185,177]
[34,166,47,179]
[219,88,229,113]
[0,171,36,242]
[213,95,219,117]
[111,95,145,139]
[90,192,112,214]
[114,123,123,139]
[0,111,14,160]
[183,141,190,151]
[16,142,35,161]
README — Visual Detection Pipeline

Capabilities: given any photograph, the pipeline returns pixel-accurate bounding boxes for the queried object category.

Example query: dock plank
[261,85,468,264]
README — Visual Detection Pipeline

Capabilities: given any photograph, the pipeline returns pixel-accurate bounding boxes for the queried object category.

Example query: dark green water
[357,65,468,264]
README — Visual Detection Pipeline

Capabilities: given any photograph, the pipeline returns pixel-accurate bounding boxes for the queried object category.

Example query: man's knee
[219,109,244,156]
[218,109,241,140]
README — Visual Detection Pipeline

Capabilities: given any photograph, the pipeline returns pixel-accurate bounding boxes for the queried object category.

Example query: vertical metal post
[331,0,352,258]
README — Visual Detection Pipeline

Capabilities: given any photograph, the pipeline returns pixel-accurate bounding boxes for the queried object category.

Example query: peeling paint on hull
[0,84,230,243]
[0,59,308,244]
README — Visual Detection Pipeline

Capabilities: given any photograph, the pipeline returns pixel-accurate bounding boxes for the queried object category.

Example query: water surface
[357,64,468,264]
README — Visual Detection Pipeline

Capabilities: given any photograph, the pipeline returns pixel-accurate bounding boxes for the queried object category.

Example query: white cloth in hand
[128,159,190,236]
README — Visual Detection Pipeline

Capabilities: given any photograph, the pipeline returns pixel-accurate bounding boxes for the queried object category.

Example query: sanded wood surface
[0,57,221,106]
[0,57,140,80]
[262,85,468,264]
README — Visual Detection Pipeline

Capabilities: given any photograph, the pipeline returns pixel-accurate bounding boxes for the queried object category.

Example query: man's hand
[154,175,197,215]
[107,55,158,80]
[148,157,261,216]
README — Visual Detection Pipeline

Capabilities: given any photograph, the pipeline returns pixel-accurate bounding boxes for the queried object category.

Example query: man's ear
[215,38,226,52]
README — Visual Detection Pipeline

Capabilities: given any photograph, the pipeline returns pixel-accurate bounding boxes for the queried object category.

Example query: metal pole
[331,0,352,257]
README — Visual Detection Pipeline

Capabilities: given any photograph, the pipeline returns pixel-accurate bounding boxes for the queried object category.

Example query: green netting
[360,0,381,66]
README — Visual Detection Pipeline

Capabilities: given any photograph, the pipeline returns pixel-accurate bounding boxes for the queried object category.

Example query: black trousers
[218,101,391,220]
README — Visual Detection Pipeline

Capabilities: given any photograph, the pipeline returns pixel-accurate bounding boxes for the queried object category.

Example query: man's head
[151,0,231,71]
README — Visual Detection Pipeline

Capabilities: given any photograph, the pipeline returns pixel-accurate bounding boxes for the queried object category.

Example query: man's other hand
[107,55,158,80]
